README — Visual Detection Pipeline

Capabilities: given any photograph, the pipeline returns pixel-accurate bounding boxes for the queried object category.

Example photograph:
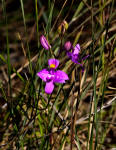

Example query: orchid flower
[37,58,69,94]
[64,42,89,71]
[40,35,51,50]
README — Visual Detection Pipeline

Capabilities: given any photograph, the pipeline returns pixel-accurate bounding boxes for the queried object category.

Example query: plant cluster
[37,34,89,94]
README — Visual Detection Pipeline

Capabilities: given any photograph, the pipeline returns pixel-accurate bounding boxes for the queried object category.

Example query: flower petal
[45,81,54,94]
[48,58,59,69]
[73,44,80,55]
[82,54,90,61]
[40,35,51,50]
[37,69,49,82]
[54,70,69,83]
[71,58,83,66]
[67,51,73,59]
[72,60,84,72]
[71,55,78,63]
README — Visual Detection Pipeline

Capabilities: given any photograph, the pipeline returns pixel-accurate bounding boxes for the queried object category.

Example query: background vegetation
[0,0,116,149]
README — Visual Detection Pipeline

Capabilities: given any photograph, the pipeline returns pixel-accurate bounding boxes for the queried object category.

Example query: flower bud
[57,20,68,35]
[40,35,51,50]
[64,41,72,51]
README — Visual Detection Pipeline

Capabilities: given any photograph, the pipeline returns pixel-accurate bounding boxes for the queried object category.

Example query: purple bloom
[40,35,51,50]
[66,43,89,71]
[37,58,69,94]
[67,43,81,64]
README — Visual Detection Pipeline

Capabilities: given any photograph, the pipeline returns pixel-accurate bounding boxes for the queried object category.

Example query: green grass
[0,0,116,149]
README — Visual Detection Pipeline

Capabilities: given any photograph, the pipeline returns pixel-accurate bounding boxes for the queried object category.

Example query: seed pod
[57,20,68,35]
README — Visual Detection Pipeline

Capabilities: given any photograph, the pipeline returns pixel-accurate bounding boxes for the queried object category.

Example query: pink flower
[37,58,69,94]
